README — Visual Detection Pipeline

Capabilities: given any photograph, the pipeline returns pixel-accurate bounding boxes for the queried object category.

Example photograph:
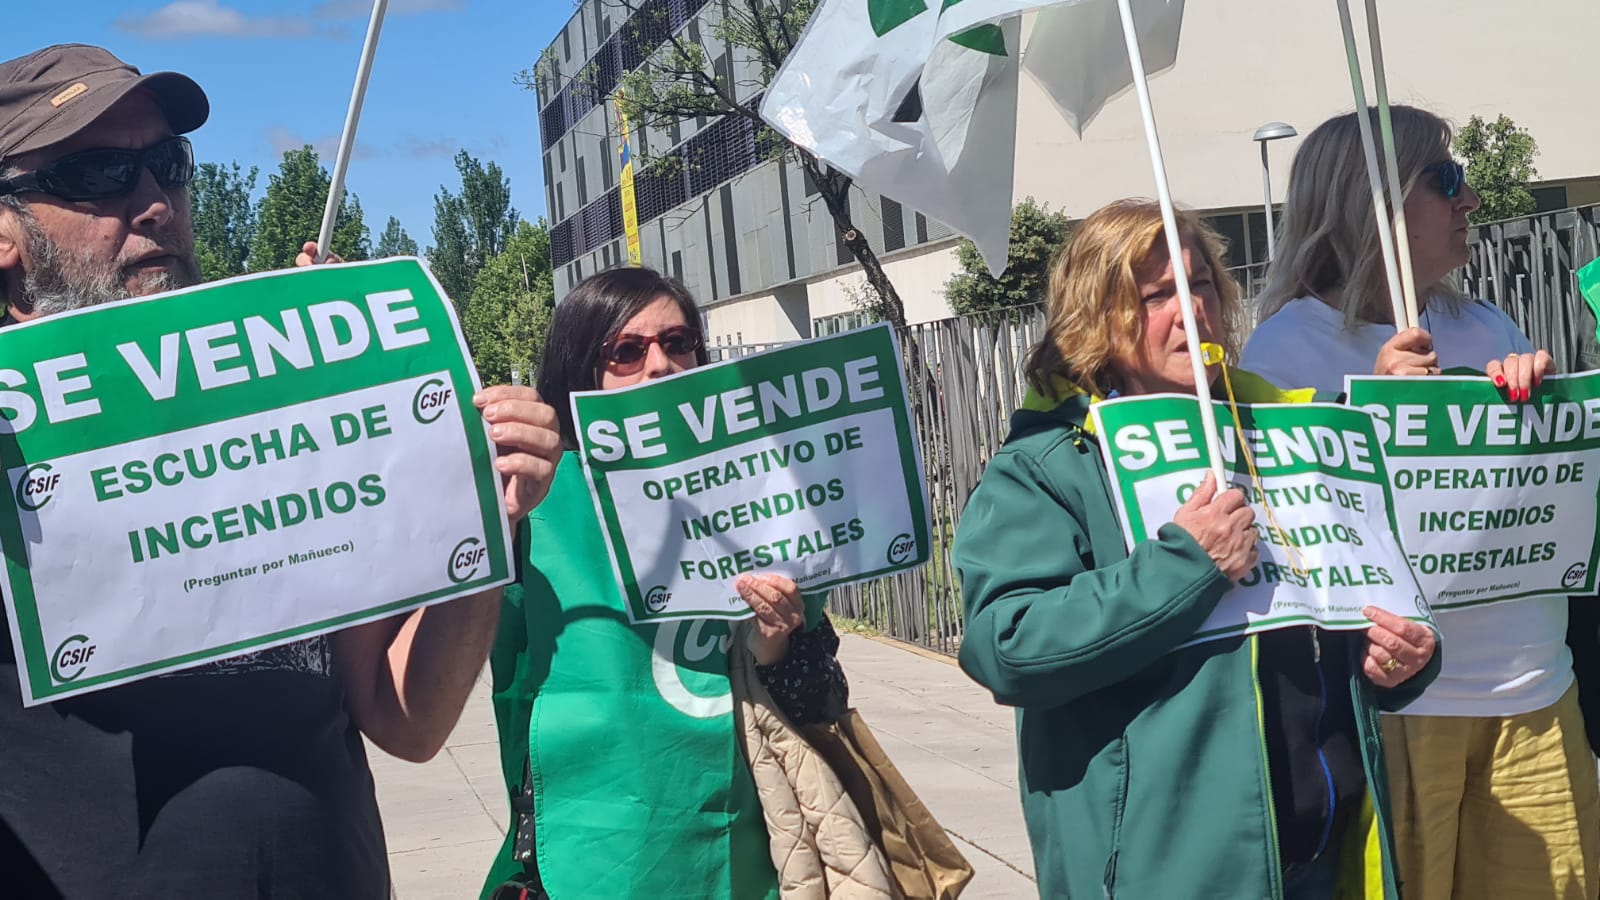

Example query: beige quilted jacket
[729,623,899,899]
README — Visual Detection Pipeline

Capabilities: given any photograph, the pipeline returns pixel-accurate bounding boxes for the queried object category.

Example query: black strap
[506,521,544,890]
[511,753,538,867]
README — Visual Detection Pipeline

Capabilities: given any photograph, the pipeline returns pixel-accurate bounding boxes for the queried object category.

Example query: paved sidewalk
[369,633,1036,898]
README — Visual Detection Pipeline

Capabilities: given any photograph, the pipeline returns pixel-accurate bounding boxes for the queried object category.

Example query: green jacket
[952,371,1439,899]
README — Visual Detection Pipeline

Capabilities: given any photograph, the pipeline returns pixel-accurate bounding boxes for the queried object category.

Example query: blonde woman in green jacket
[952,200,1439,899]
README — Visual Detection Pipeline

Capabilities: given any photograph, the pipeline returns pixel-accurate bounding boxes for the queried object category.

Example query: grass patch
[831,615,883,637]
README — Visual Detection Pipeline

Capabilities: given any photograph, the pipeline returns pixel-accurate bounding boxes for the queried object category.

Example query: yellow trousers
[1381,685,1600,900]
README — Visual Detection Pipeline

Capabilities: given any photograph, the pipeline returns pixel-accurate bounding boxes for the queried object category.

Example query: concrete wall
[702,240,963,348]
[1013,0,1600,215]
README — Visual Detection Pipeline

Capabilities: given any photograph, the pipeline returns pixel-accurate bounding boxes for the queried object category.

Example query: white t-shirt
[1242,295,1569,718]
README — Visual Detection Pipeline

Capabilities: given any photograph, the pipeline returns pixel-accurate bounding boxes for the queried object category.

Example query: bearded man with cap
[0,44,564,897]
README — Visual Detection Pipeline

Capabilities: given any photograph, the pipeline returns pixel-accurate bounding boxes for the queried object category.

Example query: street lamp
[1253,121,1298,261]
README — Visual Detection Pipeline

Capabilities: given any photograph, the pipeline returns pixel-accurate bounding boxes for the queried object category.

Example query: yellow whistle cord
[1202,342,1310,578]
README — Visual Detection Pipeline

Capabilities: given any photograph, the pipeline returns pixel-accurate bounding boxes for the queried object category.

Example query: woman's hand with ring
[1361,605,1436,688]
[1485,348,1553,403]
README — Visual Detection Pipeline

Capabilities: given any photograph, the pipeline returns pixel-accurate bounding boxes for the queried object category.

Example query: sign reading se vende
[572,324,931,622]
[0,259,511,705]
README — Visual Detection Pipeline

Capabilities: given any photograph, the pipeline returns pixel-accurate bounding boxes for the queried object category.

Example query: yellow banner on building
[615,91,642,265]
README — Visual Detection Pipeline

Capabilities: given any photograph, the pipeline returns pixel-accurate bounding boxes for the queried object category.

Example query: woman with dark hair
[480,267,848,900]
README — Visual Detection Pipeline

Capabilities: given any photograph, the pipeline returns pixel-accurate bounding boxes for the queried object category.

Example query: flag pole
[315,0,390,263]
[1334,0,1410,330]
[1364,0,1420,328]
[1115,0,1226,485]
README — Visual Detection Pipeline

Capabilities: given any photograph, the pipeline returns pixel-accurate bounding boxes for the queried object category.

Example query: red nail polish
[1493,375,1506,388]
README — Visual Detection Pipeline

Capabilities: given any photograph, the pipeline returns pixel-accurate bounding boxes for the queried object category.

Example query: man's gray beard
[15,209,200,318]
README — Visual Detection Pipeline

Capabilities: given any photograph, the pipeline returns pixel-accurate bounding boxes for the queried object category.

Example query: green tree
[374,216,420,258]
[190,161,258,282]
[944,197,1073,320]
[1454,114,1540,224]
[429,150,518,309]
[462,219,555,385]
[248,145,370,271]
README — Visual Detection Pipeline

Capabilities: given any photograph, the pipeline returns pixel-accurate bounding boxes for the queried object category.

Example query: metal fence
[1463,204,1600,374]
[825,310,1047,654]
[713,204,1600,655]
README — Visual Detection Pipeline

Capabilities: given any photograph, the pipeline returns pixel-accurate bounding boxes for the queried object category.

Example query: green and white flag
[761,0,1184,274]
[0,259,511,705]
[1347,373,1600,609]
[571,324,930,623]
[1092,394,1431,643]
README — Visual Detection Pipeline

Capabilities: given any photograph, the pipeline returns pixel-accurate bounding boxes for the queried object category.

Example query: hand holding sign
[1361,605,1437,688]
[475,385,564,522]
[1373,327,1438,377]
[1485,348,1552,404]
[296,240,346,267]
[1171,472,1258,581]
[736,573,806,665]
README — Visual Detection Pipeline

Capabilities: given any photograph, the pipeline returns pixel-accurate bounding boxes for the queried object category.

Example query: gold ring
[1507,352,1519,358]
[1381,657,1400,673]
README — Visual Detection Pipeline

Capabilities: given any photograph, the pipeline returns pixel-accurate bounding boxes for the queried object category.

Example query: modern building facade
[530,0,961,353]
[534,0,1600,346]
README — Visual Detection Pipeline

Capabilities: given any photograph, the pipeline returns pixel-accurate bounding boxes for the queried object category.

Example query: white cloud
[265,127,378,162]
[394,134,509,161]
[312,0,464,17]
[115,0,329,39]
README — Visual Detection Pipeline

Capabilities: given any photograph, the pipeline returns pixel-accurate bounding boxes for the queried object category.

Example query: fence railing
[825,310,1047,654]
[1463,204,1600,374]
[712,204,1600,655]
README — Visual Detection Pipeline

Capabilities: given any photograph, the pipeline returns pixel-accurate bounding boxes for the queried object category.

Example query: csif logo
[644,585,672,613]
[447,537,487,583]
[51,634,95,683]
[885,532,917,565]
[1564,563,1588,589]
[412,378,453,424]
[15,463,60,512]
[650,619,732,719]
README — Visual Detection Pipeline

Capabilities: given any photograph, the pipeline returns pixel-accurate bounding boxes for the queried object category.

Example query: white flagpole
[1334,0,1410,330]
[1364,0,1420,328]
[1115,0,1226,484]
[316,0,390,263]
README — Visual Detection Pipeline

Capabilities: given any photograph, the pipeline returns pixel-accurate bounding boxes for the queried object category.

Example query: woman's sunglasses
[1420,160,1466,199]
[0,136,195,202]
[603,326,702,369]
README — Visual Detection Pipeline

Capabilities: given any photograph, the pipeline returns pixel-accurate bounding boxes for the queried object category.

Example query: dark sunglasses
[0,136,195,201]
[1420,159,1466,199]
[603,326,702,368]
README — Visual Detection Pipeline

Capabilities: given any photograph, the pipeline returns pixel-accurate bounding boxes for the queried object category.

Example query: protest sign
[1091,394,1430,643]
[571,324,930,623]
[1347,372,1600,609]
[0,258,511,705]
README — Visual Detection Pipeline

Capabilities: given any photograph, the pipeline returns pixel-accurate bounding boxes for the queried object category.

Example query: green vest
[482,454,778,900]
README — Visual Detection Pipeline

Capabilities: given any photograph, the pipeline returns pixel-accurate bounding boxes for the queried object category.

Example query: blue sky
[12,0,575,251]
